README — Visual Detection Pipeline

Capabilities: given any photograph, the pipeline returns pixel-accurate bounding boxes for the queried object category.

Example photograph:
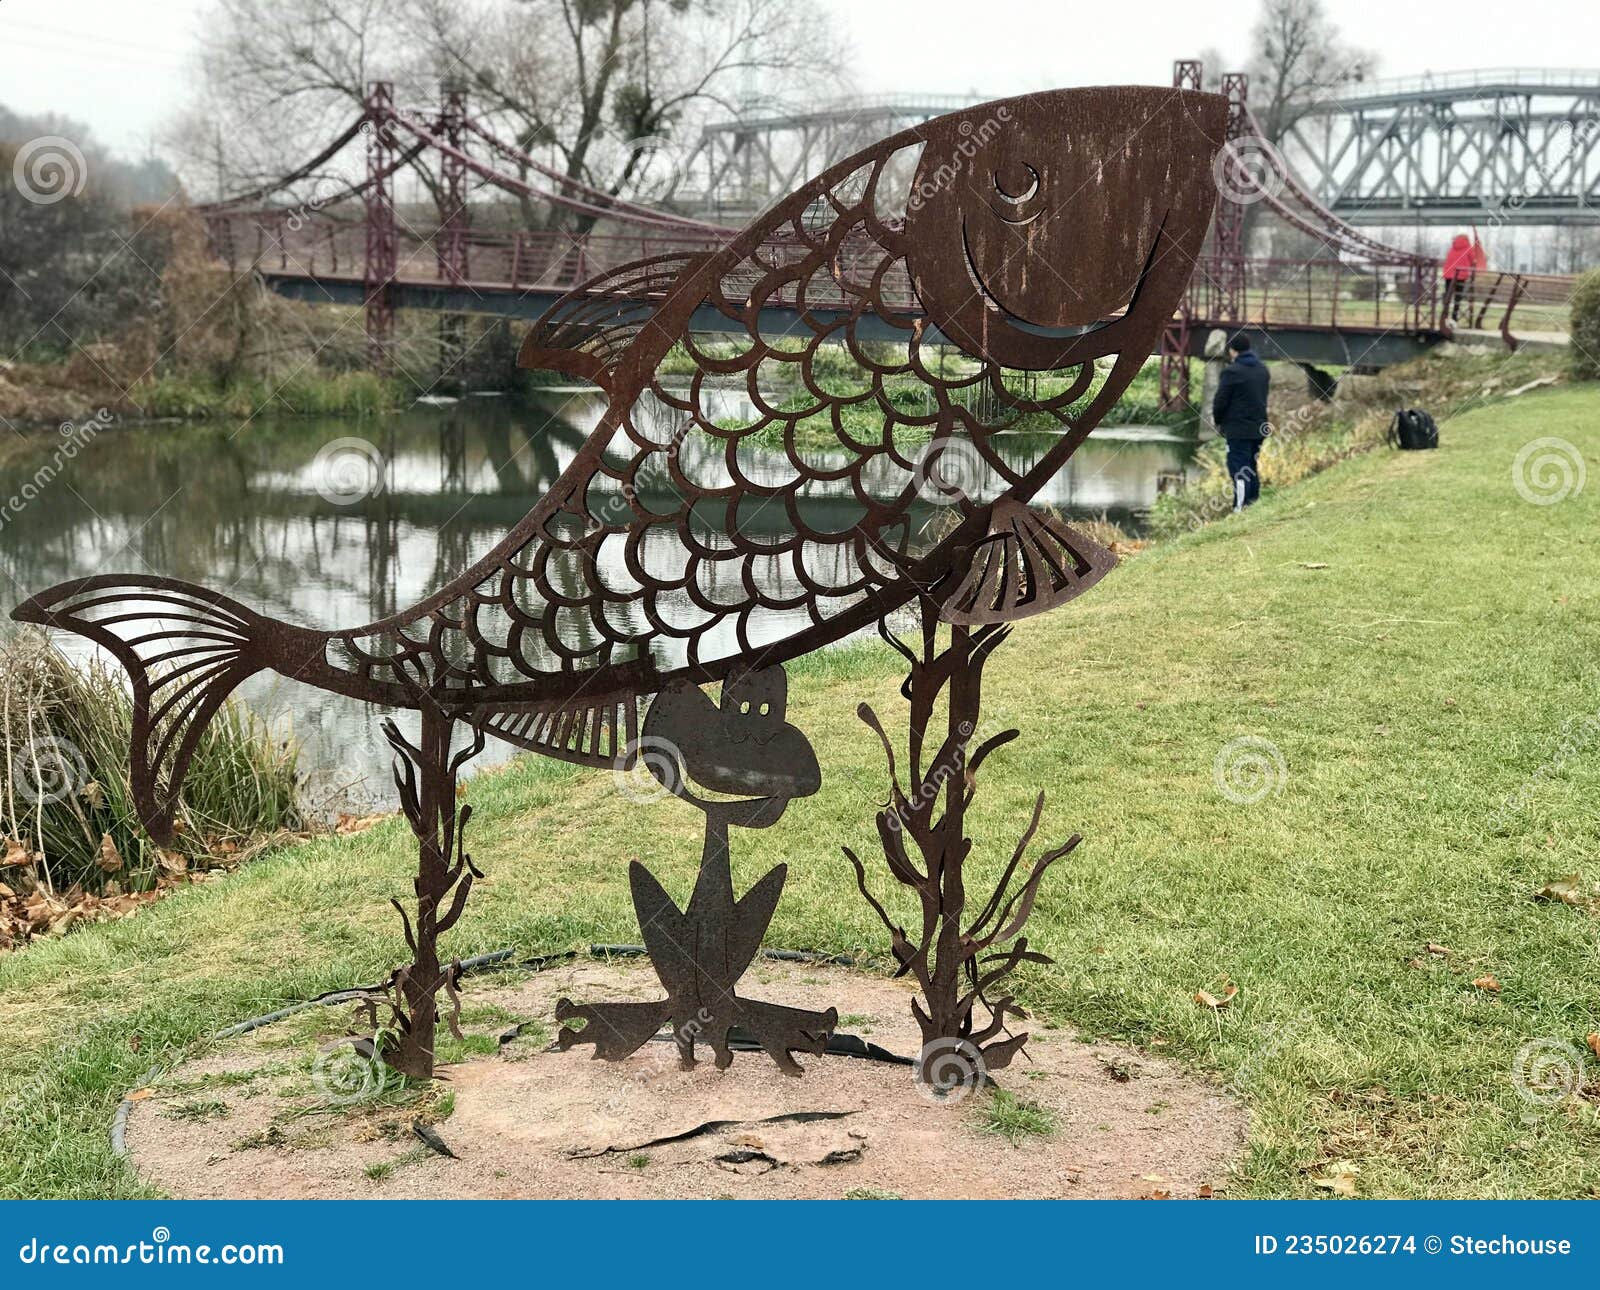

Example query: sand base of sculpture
[124,958,1245,1200]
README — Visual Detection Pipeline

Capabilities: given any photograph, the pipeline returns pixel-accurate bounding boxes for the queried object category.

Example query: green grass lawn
[3,382,1599,1199]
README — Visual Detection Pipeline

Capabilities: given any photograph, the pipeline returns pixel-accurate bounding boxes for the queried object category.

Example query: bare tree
[169,0,841,230]
[400,0,844,231]
[165,0,433,204]
[1247,0,1375,147]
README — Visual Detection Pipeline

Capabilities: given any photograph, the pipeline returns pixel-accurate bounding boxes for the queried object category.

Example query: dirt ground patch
[124,958,1247,1199]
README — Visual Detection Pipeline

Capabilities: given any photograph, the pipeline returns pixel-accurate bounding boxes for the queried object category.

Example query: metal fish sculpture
[13,87,1226,1075]
[12,86,1225,836]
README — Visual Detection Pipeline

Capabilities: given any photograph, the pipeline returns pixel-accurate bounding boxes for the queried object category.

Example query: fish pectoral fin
[938,498,1118,625]
[518,252,711,394]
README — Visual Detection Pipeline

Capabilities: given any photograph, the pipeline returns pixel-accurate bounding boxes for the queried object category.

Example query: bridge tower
[436,83,472,388]
[363,81,399,371]
[1158,60,1205,411]
[438,83,470,285]
[1212,72,1250,322]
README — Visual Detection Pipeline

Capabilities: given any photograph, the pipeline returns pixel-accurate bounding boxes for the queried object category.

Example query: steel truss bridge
[197,69,1575,413]
[1288,70,1600,225]
[667,70,1600,228]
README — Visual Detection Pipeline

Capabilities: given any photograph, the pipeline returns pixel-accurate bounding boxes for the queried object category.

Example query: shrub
[0,631,299,894]
[1570,268,1600,381]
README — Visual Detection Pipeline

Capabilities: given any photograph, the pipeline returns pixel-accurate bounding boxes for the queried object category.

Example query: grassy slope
[3,384,1599,1199]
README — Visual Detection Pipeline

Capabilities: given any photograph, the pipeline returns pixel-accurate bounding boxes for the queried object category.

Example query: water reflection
[0,390,1196,806]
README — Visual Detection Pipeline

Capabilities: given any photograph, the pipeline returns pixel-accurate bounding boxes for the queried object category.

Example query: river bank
[0,367,1595,1197]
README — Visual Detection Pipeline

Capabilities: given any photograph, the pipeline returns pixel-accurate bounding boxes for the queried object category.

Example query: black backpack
[1388,408,1439,451]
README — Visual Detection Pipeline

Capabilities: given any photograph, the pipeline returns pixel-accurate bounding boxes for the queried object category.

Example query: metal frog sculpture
[14,87,1227,1080]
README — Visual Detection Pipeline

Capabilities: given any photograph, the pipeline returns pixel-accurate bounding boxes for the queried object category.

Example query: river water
[0,390,1197,808]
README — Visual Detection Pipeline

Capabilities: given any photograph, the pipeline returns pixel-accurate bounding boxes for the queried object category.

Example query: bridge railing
[218,207,1575,350]
[1304,67,1600,108]
[1185,255,1440,336]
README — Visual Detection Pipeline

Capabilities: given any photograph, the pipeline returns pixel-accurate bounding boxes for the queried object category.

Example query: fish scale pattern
[328,145,1100,701]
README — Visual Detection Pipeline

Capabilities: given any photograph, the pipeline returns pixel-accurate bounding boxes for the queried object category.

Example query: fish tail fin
[12,577,269,844]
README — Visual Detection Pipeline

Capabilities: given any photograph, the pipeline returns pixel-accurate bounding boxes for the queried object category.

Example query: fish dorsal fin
[517,251,714,394]
[938,498,1118,626]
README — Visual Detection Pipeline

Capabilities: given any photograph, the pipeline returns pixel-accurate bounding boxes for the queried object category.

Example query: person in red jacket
[1441,233,1474,324]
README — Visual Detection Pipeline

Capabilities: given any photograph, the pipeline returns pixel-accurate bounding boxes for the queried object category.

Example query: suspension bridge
[197,65,1580,410]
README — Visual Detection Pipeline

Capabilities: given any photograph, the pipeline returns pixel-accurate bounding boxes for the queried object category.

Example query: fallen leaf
[1312,1162,1360,1197]
[1535,874,1586,906]
[125,1087,153,1102]
[81,780,104,809]
[1473,974,1502,993]
[1586,1034,1600,1062]
[1,837,30,868]
[1425,943,1452,957]
[1197,1184,1214,1199]
[1194,983,1238,1010]
[157,850,188,877]
[1443,697,1457,708]
[97,834,123,874]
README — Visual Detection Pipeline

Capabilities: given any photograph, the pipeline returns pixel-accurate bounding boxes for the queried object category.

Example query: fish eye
[992,162,1040,206]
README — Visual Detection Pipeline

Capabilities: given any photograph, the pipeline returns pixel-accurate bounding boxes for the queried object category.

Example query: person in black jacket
[1211,334,1270,511]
